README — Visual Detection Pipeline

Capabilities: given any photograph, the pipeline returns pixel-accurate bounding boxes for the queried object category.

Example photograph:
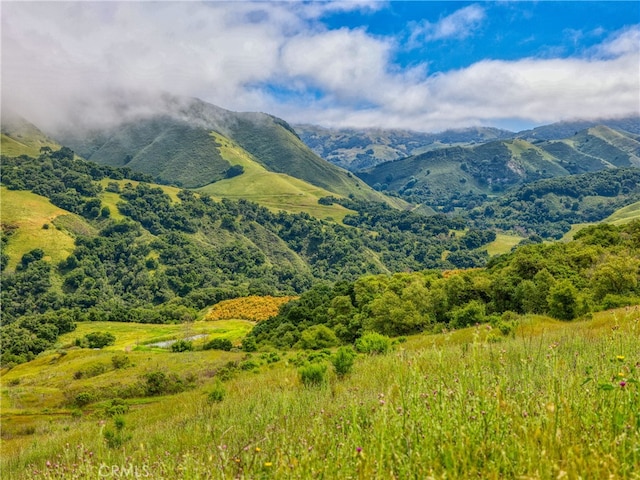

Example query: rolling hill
[295,124,513,171]
[54,96,403,209]
[1,111,60,157]
[358,125,640,207]
[296,115,640,171]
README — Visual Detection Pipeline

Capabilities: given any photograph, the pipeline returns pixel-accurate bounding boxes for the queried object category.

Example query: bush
[111,354,131,369]
[297,325,340,350]
[298,363,327,387]
[84,332,116,349]
[331,346,356,377]
[355,332,391,355]
[75,392,94,407]
[171,340,194,352]
[242,336,257,352]
[105,398,129,417]
[203,338,233,351]
[207,381,226,403]
[144,371,170,396]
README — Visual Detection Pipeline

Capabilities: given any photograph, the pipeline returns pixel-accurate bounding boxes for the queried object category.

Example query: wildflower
[264,462,272,467]
[617,355,625,361]
[356,447,363,454]
[255,447,261,453]
[618,372,625,377]
[620,381,627,388]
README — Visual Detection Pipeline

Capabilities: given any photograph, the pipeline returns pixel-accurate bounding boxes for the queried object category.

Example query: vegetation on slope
[250,221,640,349]
[359,126,640,213]
[1,308,638,479]
[0,149,495,366]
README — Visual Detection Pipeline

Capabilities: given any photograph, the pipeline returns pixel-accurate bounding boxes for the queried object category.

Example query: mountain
[0,110,60,157]
[516,116,640,141]
[294,124,514,171]
[358,126,640,208]
[54,96,404,210]
[296,116,640,172]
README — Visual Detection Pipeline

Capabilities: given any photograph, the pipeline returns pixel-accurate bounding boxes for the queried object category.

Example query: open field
[562,200,640,241]
[0,187,76,271]
[1,308,638,479]
[483,232,525,256]
[198,133,356,222]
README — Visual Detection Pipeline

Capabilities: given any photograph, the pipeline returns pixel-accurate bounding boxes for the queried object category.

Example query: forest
[2,148,640,366]
[1,149,494,365]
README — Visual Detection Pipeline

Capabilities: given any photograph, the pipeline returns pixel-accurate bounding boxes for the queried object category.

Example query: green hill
[359,126,640,209]
[1,111,60,157]
[198,133,355,221]
[57,96,403,210]
[295,124,513,170]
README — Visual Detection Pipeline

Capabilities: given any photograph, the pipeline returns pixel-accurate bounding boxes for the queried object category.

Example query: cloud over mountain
[2,2,638,132]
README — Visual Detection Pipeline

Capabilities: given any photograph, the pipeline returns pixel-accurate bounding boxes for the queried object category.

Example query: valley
[1,101,639,480]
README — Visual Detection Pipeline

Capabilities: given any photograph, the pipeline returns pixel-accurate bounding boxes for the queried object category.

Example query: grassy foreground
[1,308,639,479]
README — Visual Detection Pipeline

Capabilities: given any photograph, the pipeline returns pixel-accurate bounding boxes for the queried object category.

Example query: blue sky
[2,1,639,132]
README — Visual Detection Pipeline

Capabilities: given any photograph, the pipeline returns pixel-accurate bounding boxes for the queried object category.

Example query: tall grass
[2,310,638,479]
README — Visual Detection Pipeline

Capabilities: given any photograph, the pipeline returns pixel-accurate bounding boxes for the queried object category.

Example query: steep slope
[197,133,356,221]
[57,96,401,208]
[295,124,513,171]
[516,115,640,141]
[359,126,640,207]
[1,111,60,157]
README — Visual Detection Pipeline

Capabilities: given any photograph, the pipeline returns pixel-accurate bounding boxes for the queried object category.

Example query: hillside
[0,111,60,157]
[2,293,638,478]
[359,126,640,209]
[295,124,513,171]
[55,96,402,209]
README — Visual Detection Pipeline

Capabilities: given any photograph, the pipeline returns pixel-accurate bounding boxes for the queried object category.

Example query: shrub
[84,332,116,349]
[355,332,391,355]
[111,354,131,369]
[203,338,233,351]
[103,415,130,449]
[298,363,327,387]
[144,371,170,396]
[105,398,129,417]
[171,340,194,352]
[297,325,340,350]
[242,336,257,352]
[240,359,259,371]
[331,346,356,377]
[75,392,94,407]
[207,381,226,403]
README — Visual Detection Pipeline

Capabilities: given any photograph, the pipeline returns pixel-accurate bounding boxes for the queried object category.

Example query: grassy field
[1,308,638,479]
[0,187,77,271]
[483,232,525,256]
[0,133,59,158]
[198,133,356,222]
[562,201,640,241]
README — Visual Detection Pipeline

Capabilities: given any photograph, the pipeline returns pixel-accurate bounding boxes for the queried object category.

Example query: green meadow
[198,133,356,222]
[1,308,638,479]
[0,187,76,271]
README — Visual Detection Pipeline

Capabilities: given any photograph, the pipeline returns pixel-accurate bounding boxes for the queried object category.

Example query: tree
[547,280,579,321]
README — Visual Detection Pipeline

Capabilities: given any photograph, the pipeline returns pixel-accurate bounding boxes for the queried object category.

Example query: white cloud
[409,5,486,44]
[1,2,638,134]
[591,26,640,58]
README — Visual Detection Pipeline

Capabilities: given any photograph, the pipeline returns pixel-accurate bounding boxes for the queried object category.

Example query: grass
[1,308,638,479]
[0,133,59,158]
[484,232,525,256]
[562,201,640,241]
[198,133,356,222]
[0,187,76,271]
